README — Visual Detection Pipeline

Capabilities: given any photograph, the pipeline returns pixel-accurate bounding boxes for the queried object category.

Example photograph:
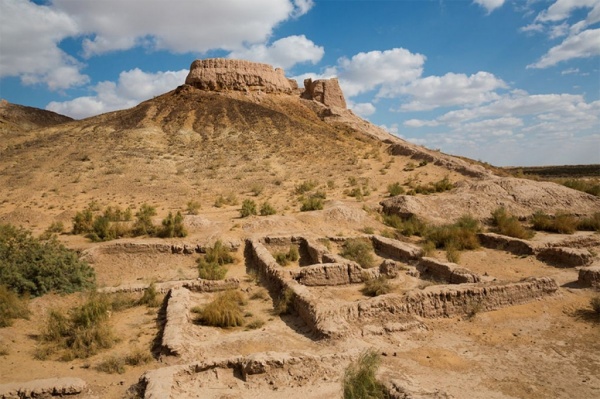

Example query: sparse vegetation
[0,285,30,327]
[197,240,234,280]
[361,276,392,297]
[96,355,126,374]
[0,224,95,296]
[37,293,117,360]
[240,199,258,218]
[157,211,187,238]
[561,178,600,197]
[260,201,276,216]
[295,180,318,195]
[125,347,153,366]
[246,318,265,330]
[274,245,299,266]
[133,203,157,236]
[491,207,534,239]
[274,287,295,315]
[214,193,239,208]
[425,215,480,252]
[387,182,405,197]
[137,283,162,307]
[195,290,246,328]
[531,211,578,234]
[382,214,428,237]
[340,238,375,268]
[577,213,600,232]
[407,176,454,195]
[186,200,201,215]
[343,349,388,399]
[300,195,324,211]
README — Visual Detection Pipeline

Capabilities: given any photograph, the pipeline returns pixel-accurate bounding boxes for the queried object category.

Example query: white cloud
[535,0,600,23]
[0,0,88,90]
[528,28,600,68]
[53,0,312,56]
[404,119,440,128]
[227,35,324,70]
[380,123,400,135]
[473,0,506,13]
[334,49,426,97]
[390,72,507,111]
[347,101,376,118]
[46,68,188,119]
[561,67,581,74]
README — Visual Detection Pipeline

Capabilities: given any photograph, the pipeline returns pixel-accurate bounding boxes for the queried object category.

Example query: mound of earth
[381,176,600,223]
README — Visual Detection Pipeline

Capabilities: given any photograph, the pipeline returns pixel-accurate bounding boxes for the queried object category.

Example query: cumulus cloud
[52,0,312,56]
[46,68,188,119]
[347,101,376,118]
[389,72,507,111]
[535,0,600,23]
[528,28,600,68]
[227,35,324,70]
[473,0,506,14]
[0,0,88,89]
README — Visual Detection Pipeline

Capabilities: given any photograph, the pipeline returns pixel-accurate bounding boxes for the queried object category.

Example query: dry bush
[260,201,276,216]
[274,288,294,315]
[531,211,578,234]
[186,200,201,215]
[361,276,392,297]
[341,238,376,268]
[157,211,187,238]
[96,355,126,374]
[0,285,30,327]
[197,240,234,280]
[300,195,324,211]
[246,319,265,330]
[382,214,428,237]
[137,283,162,307]
[426,215,480,251]
[387,182,404,197]
[195,290,246,328]
[240,199,258,218]
[577,212,600,232]
[295,180,318,195]
[491,207,534,239]
[125,347,153,366]
[38,293,117,360]
[275,245,299,266]
[343,349,388,399]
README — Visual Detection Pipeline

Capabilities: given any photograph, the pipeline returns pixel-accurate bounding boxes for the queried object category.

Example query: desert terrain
[0,59,599,399]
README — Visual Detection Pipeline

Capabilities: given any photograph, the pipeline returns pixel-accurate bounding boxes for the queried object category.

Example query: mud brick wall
[418,257,481,284]
[371,235,423,262]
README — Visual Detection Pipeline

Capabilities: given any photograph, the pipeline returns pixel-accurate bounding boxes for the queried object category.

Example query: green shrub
[491,207,534,239]
[361,276,391,297]
[158,211,187,238]
[46,222,65,234]
[260,201,276,216]
[531,211,577,234]
[240,199,258,218]
[103,206,132,222]
[196,291,246,328]
[341,238,375,268]
[433,176,454,192]
[0,224,95,296]
[300,196,324,212]
[197,240,234,280]
[387,182,404,197]
[425,215,480,251]
[295,180,318,195]
[275,252,289,266]
[275,246,299,266]
[72,207,94,234]
[0,285,30,327]
[108,292,138,311]
[288,245,299,262]
[133,204,157,236]
[343,349,388,399]
[39,293,116,360]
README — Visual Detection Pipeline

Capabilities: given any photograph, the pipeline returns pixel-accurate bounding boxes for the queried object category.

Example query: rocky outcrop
[418,257,481,284]
[578,265,600,288]
[381,177,600,224]
[185,59,293,93]
[302,78,347,108]
[535,247,593,267]
[0,377,86,398]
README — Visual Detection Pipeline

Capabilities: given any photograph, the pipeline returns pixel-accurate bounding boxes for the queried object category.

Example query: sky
[0,0,599,167]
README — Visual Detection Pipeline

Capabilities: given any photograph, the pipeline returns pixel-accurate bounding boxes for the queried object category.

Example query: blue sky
[1,0,599,166]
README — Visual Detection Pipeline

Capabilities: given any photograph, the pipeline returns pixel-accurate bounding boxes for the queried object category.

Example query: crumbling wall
[161,288,191,356]
[302,78,347,108]
[99,278,239,294]
[536,247,593,267]
[0,378,87,398]
[478,232,536,255]
[418,257,481,284]
[371,235,423,262]
[578,265,600,288]
[294,262,366,286]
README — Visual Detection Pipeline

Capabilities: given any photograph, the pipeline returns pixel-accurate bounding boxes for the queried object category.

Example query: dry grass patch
[343,349,388,399]
[340,238,376,268]
[194,290,246,328]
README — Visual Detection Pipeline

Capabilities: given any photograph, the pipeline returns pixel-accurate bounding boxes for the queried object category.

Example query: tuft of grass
[491,207,534,239]
[108,293,138,312]
[340,238,375,268]
[274,288,294,315]
[240,199,258,218]
[361,276,392,297]
[577,212,600,232]
[137,283,162,307]
[295,180,318,195]
[197,240,234,280]
[157,211,187,238]
[562,179,600,197]
[195,291,246,328]
[300,196,324,212]
[387,182,405,197]
[96,355,126,374]
[425,215,480,251]
[246,319,265,330]
[186,200,201,215]
[343,349,388,399]
[382,214,428,237]
[260,201,276,216]
[446,245,461,263]
[0,285,30,327]
[125,347,153,366]
[275,245,299,266]
[38,293,117,360]
[531,211,578,234]
[275,252,289,266]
